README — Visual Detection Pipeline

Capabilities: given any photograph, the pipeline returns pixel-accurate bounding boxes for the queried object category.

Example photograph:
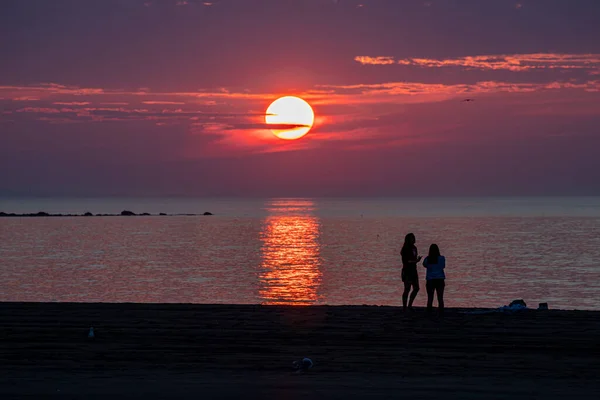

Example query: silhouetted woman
[422,244,446,315]
[401,233,421,311]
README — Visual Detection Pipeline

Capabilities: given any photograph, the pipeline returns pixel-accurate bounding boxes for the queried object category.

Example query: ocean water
[1,197,600,310]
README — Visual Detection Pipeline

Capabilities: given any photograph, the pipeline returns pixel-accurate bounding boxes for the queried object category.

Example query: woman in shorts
[401,233,421,311]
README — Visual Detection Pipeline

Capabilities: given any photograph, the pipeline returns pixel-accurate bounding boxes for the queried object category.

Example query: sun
[265,96,315,140]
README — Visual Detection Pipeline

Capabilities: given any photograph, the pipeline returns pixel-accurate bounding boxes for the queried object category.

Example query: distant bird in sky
[462,98,475,102]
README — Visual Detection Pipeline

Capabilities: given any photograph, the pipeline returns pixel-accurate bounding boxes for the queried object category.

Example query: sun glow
[265,96,315,140]
[259,199,322,305]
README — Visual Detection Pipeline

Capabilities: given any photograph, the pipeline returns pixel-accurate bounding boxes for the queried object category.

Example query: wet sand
[1,302,599,399]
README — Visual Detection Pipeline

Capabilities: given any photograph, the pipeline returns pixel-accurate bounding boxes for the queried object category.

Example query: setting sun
[265,96,315,140]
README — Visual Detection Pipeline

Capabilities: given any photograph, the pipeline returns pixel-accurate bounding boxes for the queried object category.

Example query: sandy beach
[1,302,599,399]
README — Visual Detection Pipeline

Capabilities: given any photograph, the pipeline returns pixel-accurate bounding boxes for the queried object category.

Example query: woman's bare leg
[408,280,420,308]
[437,282,445,314]
[402,281,411,311]
[426,281,434,312]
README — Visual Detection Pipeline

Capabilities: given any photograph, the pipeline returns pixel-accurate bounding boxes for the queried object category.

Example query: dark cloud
[224,123,311,130]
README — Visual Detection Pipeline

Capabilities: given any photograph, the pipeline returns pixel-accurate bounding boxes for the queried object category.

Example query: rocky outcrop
[0,210,209,217]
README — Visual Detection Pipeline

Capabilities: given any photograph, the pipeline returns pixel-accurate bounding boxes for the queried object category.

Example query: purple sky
[1,0,600,197]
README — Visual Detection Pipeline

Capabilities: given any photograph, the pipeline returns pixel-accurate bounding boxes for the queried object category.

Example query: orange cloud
[0,83,271,103]
[12,96,40,101]
[142,101,186,105]
[355,53,600,73]
[309,80,600,106]
[354,56,395,65]
[16,107,63,114]
[3,78,600,107]
[3,78,600,128]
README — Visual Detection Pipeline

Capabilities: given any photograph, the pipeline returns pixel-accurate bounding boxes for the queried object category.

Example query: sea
[1,197,599,310]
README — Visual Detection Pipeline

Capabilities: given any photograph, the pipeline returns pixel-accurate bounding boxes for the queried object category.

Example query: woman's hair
[428,244,441,264]
[403,233,415,250]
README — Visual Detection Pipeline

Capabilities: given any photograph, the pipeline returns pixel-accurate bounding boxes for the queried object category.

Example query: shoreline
[1,302,599,398]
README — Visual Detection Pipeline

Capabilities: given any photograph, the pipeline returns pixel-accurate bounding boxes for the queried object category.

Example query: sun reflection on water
[259,199,322,305]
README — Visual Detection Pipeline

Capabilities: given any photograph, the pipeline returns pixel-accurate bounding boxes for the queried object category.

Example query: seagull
[462,98,475,102]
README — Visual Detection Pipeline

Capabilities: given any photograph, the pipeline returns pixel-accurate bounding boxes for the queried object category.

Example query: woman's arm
[408,255,422,263]
[401,248,422,264]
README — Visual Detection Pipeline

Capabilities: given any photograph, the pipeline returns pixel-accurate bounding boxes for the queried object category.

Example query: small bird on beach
[88,327,95,339]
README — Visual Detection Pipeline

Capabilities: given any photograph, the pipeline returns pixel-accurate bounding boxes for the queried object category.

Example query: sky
[1,0,600,197]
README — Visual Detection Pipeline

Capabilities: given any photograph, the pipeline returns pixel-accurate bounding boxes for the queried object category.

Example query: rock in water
[509,299,527,308]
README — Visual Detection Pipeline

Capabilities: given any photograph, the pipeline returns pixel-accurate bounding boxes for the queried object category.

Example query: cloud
[223,123,311,130]
[3,76,600,146]
[53,101,91,106]
[10,105,273,125]
[354,56,395,65]
[12,96,40,101]
[354,53,600,74]
[142,101,186,105]
[3,77,600,113]
[3,78,600,131]
[309,80,600,107]
[0,83,267,102]
[16,107,65,114]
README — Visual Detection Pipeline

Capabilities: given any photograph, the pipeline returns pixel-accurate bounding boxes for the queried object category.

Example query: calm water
[1,197,600,309]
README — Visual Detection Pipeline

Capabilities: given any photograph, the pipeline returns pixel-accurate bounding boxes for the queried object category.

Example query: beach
[1,303,599,398]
